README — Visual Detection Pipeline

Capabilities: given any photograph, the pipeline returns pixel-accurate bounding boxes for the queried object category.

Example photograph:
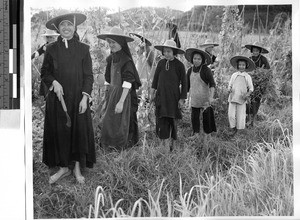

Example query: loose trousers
[228,102,246,129]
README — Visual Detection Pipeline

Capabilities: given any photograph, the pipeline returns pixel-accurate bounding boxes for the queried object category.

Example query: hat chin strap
[58,18,76,49]
[62,38,69,48]
[51,23,59,32]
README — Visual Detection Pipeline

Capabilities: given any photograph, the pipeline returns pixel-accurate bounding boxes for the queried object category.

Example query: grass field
[32,98,293,218]
[31,6,293,218]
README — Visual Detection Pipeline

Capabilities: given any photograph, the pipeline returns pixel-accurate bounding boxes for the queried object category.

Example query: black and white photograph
[21,0,300,219]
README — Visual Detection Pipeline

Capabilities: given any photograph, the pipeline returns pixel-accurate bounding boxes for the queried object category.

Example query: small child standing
[228,56,255,136]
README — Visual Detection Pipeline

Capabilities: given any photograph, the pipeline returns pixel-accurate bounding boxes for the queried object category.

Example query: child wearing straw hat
[31,29,59,60]
[151,39,187,151]
[185,48,216,137]
[228,56,255,136]
[97,26,141,151]
[245,42,270,69]
[41,13,95,184]
[199,39,219,73]
[244,42,270,126]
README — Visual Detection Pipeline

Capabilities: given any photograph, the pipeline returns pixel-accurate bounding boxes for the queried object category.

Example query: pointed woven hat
[244,41,269,54]
[200,39,219,47]
[46,13,86,31]
[97,26,134,43]
[154,39,185,54]
[185,48,212,64]
[230,55,256,72]
[41,29,60,36]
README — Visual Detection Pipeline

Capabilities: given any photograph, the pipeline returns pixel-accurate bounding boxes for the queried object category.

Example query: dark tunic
[152,58,187,118]
[247,54,270,115]
[250,55,270,69]
[41,36,95,168]
[152,58,187,139]
[101,50,141,149]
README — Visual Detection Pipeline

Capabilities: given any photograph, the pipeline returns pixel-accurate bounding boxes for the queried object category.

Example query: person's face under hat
[193,53,203,67]
[59,20,75,39]
[163,47,175,60]
[106,38,122,53]
[238,60,247,72]
[251,47,261,56]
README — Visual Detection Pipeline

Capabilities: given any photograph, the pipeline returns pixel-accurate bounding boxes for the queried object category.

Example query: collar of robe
[165,57,175,71]
[62,37,71,48]
[58,36,75,49]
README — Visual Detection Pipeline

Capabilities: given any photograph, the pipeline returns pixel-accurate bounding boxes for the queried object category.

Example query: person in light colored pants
[227,55,255,136]
[228,102,246,129]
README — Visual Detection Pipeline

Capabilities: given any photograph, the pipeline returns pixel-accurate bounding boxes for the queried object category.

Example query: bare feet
[188,132,200,140]
[73,162,85,184]
[229,127,237,136]
[49,167,71,184]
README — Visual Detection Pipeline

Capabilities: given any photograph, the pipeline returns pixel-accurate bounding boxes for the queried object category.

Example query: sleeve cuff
[122,81,132,89]
[82,92,91,99]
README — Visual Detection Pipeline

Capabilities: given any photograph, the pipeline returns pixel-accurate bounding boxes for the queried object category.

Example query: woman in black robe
[41,13,95,184]
[97,27,141,151]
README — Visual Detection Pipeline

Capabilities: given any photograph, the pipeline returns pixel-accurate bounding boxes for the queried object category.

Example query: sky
[28,0,296,13]
[29,0,201,13]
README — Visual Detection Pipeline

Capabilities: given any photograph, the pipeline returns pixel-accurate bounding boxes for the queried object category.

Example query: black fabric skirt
[155,117,177,140]
[202,106,217,134]
[42,91,96,169]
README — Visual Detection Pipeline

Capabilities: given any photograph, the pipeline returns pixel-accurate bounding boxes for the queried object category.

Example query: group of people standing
[32,12,270,184]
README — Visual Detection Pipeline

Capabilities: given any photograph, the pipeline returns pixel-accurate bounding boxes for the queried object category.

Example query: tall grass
[88,118,293,217]
[31,6,293,218]
[32,103,293,218]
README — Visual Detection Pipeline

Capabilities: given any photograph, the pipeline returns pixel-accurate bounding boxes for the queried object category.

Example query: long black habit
[41,36,96,168]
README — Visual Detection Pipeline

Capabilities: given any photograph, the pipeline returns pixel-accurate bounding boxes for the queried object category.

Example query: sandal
[49,169,71,184]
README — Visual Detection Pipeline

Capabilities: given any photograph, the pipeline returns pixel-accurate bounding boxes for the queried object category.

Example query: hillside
[174,5,292,32]
[106,7,184,29]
